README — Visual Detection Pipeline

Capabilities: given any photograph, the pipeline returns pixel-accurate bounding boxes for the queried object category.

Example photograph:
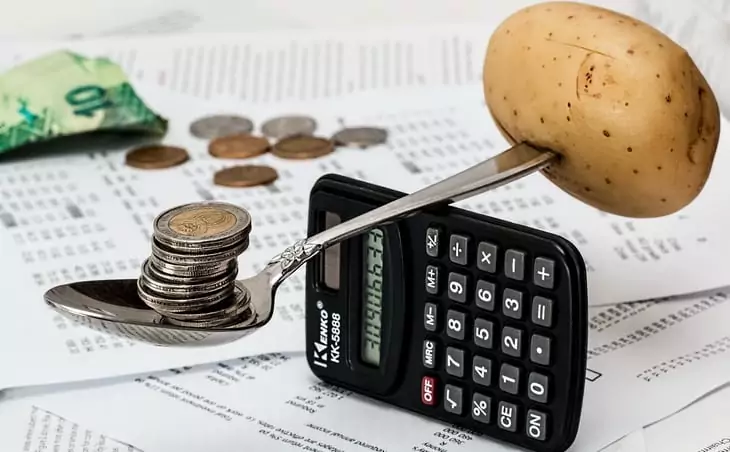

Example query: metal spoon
[44,143,555,347]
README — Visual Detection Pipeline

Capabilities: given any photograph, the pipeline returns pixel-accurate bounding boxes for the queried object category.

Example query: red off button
[421,376,436,406]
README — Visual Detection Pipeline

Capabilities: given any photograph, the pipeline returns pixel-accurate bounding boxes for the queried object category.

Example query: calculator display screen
[361,228,385,365]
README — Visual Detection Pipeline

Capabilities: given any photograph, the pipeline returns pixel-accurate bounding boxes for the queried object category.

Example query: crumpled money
[0,50,167,155]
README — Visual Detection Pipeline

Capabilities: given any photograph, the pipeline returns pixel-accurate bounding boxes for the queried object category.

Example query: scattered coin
[332,126,389,149]
[189,114,254,140]
[272,135,334,160]
[208,134,270,159]
[125,144,189,169]
[213,164,279,187]
[261,115,317,139]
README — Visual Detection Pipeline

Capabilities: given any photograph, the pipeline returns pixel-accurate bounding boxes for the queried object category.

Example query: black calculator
[305,174,588,452]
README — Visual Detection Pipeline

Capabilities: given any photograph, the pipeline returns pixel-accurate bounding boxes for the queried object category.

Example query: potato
[483,1,721,217]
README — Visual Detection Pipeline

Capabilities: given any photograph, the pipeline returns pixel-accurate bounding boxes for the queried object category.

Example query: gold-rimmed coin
[213,164,279,187]
[125,144,189,169]
[272,135,334,159]
[208,134,271,159]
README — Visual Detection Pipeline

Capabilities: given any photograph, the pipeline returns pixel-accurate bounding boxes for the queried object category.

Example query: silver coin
[151,237,248,266]
[165,287,255,328]
[145,257,237,285]
[140,260,237,298]
[148,255,234,278]
[261,115,317,139]
[137,278,233,313]
[163,285,250,322]
[154,201,252,252]
[189,114,254,140]
[332,126,388,148]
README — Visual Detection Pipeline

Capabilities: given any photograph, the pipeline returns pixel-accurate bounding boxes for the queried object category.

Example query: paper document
[3,85,730,390]
[1,288,730,452]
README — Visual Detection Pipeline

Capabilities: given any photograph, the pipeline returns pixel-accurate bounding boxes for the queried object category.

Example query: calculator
[304,174,588,452]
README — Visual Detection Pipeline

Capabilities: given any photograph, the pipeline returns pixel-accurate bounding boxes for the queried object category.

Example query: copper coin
[213,164,279,187]
[272,135,334,159]
[125,145,189,169]
[208,134,270,159]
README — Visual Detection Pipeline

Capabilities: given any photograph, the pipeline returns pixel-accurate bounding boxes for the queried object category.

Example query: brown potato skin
[483,1,721,217]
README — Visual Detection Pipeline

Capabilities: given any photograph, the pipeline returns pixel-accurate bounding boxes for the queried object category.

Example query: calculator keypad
[418,224,585,452]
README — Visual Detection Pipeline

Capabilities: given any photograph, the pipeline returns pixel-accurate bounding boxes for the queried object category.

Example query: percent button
[472,393,492,424]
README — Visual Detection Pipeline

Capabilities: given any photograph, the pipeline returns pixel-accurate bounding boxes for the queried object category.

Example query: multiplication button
[477,241,497,273]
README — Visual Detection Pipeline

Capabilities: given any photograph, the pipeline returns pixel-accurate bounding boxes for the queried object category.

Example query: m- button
[533,257,555,289]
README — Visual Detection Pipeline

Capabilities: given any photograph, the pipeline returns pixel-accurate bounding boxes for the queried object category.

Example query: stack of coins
[136,201,256,328]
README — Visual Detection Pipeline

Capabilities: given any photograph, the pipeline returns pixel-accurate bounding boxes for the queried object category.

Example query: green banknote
[0,50,167,155]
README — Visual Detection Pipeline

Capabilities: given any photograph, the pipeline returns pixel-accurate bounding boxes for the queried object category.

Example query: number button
[502,288,523,319]
[473,318,493,349]
[526,409,548,441]
[475,280,495,311]
[499,363,521,395]
[444,384,463,415]
[425,265,439,295]
[449,234,470,266]
[445,346,465,377]
[504,249,525,280]
[532,296,554,328]
[426,227,440,257]
[498,401,518,432]
[502,326,523,357]
[446,310,466,340]
[447,272,468,303]
[533,257,555,289]
[471,393,492,424]
[472,355,492,386]
[528,372,549,403]
[424,302,438,332]
[422,340,437,369]
[477,242,497,273]
[530,334,552,366]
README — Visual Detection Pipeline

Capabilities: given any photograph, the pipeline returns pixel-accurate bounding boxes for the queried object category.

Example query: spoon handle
[265,143,556,285]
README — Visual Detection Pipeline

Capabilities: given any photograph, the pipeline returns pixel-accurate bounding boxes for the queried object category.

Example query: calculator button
[502,288,523,319]
[475,279,496,311]
[473,318,494,349]
[424,302,438,332]
[528,372,549,403]
[423,340,437,369]
[421,376,436,406]
[501,326,523,357]
[499,363,521,395]
[425,265,439,295]
[445,346,465,377]
[498,401,519,432]
[449,234,470,266]
[531,296,554,328]
[477,241,498,273]
[446,310,466,340]
[426,227,441,257]
[526,409,548,441]
[530,334,552,365]
[533,257,555,289]
[504,249,526,280]
[472,393,492,424]
[444,384,463,415]
[447,272,468,303]
[472,355,492,386]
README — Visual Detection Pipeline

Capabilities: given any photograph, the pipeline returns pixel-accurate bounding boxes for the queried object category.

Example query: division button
[444,384,463,415]
[449,234,470,266]
[533,257,555,289]
[426,227,441,257]
[504,249,526,280]
[477,241,497,273]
